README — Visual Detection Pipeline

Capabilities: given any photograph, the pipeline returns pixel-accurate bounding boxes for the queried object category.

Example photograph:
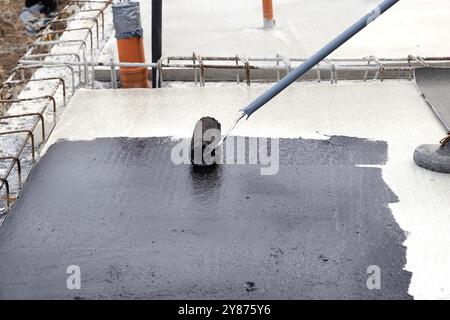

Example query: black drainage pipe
[152,0,162,88]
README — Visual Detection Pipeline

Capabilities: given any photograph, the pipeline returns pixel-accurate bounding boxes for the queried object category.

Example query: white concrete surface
[101,0,450,61]
[44,81,450,300]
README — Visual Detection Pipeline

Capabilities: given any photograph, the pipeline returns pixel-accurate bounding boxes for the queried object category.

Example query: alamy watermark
[366,265,381,290]
[63,264,381,292]
[66,265,81,290]
[171,127,280,176]
[366,6,382,25]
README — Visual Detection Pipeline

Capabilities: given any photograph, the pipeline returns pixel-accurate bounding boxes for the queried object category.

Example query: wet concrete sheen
[0,136,411,299]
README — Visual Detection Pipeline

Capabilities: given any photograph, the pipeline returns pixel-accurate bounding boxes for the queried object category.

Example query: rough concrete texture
[0,136,411,299]
[415,68,450,131]
[101,0,450,61]
[40,83,450,299]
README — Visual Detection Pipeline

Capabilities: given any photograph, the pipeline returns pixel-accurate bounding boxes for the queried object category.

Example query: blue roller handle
[241,0,400,118]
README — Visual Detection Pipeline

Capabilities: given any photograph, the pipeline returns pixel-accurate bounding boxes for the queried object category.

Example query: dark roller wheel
[190,117,222,166]
[414,143,450,173]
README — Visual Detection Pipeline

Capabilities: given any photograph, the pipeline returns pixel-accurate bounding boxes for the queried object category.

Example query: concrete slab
[101,0,450,61]
[3,81,450,299]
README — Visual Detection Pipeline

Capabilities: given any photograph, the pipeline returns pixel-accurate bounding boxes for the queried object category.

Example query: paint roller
[191,0,400,166]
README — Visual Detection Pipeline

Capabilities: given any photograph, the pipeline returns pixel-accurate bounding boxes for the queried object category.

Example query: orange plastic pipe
[262,0,275,28]
[117,38,149,88]
[262,0,273,20]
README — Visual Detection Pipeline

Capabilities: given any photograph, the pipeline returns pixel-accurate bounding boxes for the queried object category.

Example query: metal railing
[19,54,450,91]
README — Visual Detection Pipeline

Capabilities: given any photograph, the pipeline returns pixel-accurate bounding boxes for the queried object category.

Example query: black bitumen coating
[415,67,450,130]
[0,136,411,299]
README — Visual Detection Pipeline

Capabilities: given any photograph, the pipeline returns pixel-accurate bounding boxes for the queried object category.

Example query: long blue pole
[241,0,400,118]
